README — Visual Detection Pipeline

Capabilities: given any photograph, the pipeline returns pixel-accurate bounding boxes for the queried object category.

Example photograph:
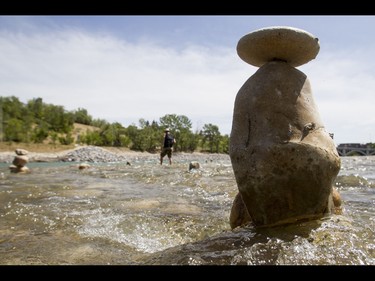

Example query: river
[0,153,374,265]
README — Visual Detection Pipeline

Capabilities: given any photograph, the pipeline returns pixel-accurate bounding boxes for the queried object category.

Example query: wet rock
[9,165,30,173]
[78,163,91,170]
[229,27,341,227]
[189,161,200,171]
[12,155,29,167]
[229,192,251,229]
[335,174,374,188]
[331,186,343,215]
[9,149,30,173]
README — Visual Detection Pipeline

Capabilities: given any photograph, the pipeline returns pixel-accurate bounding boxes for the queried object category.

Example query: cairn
[229,26,342,228]
[9,148,30,173]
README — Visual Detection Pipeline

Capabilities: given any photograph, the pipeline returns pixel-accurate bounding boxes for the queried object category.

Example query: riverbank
[0,144,153,163]
[0,143,224,164]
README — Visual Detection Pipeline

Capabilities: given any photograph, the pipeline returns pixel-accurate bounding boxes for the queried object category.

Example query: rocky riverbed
[0,146,152,164]
[1,148,373,265]
[0,145,228,165]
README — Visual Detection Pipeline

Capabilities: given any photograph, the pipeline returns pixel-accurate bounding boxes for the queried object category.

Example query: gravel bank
[0,146,152,163]
[0,145,230,165]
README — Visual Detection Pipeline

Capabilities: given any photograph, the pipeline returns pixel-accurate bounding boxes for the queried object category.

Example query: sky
[1,15,375,145]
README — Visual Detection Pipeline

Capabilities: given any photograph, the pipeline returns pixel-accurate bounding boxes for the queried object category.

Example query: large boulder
[229,60,341,227]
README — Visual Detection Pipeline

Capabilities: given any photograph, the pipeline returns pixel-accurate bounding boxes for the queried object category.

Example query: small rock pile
[9,149,30,173]
[61,146,127,163]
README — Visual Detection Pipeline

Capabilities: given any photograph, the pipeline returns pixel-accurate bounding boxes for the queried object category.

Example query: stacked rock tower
[9,148,30,173]
[229,26,342,228]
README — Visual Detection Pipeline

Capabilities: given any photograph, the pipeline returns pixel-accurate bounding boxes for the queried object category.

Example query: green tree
[0,95,231,153]
[58,132,74,145]
[73,108,93,125]
[50,131,58,145]
[1,96,33,142]
[27,97,44,120]
[128,119,161,152]
[4,118,25,142]
[220,134,230,154]
[44,104,74,134]
[160,114,192,152]
[99,122,128,147]
[127,124,147,151]
[141,119,161,152]
[99,123,116,146]
[201,123,221,153]
[91,118,108,128]
[0,96,24,120]
[82,130,102,146]
[31,121,49,143]
[185,130,199,152]
[126,124,141,150]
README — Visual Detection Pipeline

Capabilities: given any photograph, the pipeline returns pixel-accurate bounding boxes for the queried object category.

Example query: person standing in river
[160,128,176,165]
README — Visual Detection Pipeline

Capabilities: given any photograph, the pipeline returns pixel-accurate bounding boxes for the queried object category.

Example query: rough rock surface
[237,26,320,67]
[229,192,252,229]
[229,61,341,227]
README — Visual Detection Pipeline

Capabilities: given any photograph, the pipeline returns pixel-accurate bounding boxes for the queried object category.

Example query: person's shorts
[161,147,172,158]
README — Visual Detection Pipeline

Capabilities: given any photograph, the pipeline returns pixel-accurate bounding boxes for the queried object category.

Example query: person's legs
[167,148,172,165]
[160,149,167,165]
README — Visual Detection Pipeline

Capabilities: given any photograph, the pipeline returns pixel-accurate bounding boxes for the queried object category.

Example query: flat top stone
[15,148,28,155]
[237,26,320,67]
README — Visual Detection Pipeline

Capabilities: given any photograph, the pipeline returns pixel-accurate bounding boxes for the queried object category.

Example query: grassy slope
[0,123,94,153]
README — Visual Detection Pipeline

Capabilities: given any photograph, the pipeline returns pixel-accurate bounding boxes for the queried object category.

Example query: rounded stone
[237,26,320,67]
[189,161,200,171]
[12,155,29,167]
[78,163,90,170]
[9,165,30,173]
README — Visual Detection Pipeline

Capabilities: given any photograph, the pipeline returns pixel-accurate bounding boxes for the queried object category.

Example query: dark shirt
[163,134,174,148]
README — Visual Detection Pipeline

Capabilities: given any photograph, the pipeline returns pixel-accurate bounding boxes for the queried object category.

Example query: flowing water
[0,154,374,265]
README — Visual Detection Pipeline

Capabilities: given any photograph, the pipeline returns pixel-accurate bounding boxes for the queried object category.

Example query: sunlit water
[0,154,374,265]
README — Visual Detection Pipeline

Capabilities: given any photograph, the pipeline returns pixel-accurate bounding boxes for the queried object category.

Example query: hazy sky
[1,15,375,144]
